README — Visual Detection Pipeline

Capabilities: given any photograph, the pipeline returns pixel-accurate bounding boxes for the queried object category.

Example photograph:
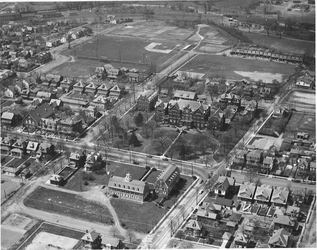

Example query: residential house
[196,202,222,225]
[12,138,28,155]
[108,173,150,203]
[221,232,233,248]
[233,149,247,165]
[73,80,86,93]
[60,78,74,92]
[154,165,180,199]
[208,108,225,130]
[4,86,15,98]
[41,117,59,134]
[271,187,289,207]
[262,156,274,172]
[173,90,197,101]
[268,228,291,248]
[91,95,108,109]
[109,85,122,99]
[297,158,309,171]
[31,98,43,107]
[49,99,62,109]
[185,219,203,238]
[136,90,158,112]
[214,197,234,209]
[106,68,120,79]
[85,82,97,95]
[296,77,313,89]
[1,145,11,155]
[214,176,235,197]
[219,93,241,106]
[128,71,139,83]
[57,117,83,137]
[234,232,251,248]
[228,213,243,225]
[95,67,105,77]
[224,105,238,125]
[10,148,23,158]
[84,152,102,172]
[101,236,125,249]
[81,230,102,249]
[246,150,262,164]
[273,214,297,233]
[23,103,54,132]
[26,141,39,156]
[1,111,20,127]
[36,142,52,159]
[238,183,257,202]
[1,136,15,148]
[253,184,273,205]
[97,82,112,96]
[36,91,54,102]
[69,151,81,167]
[59,97,89,109]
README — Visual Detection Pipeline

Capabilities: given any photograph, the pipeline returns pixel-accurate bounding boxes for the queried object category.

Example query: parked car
[133,161,139,165]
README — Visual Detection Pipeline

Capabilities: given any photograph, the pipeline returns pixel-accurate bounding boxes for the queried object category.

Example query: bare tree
[127,229,135,243]
[153,130,171,155]
[244,167,259,183]
[110,226,120,237]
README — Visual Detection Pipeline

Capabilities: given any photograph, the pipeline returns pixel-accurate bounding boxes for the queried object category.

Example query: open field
[63,34,182,67]
[1,178,22,201]
[179,54,295,81]
[284,91,316,106]
[243,32,315,55]
[18,223,84,250]
[1,156,14,166]
[24,187,113,224]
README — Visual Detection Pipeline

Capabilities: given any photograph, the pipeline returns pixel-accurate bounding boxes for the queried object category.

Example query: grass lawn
[110,198,166,233]
[1,156,14,166]
[63,35,180,68]
[50,59,104,79]
[24,187,113,225]
[243,31,315,55]
[7,156,30,169]
[284,112,315,139]
[17,222,84,250]
[110,175,194,233]
[179,54,295,80]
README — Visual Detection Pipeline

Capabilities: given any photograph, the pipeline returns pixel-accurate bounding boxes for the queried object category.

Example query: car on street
[133,161,139,165]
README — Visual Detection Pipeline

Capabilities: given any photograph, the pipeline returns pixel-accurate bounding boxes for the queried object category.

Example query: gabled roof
[234,232,249,244]
[222,232,232,240]
[86,82,97,89]
[81,230,100,242]
[254,185,273,201]
[93,95,107,104]
[268,228,290,247]
[157,165,180,187]
[238,183,256,199]
[108,175,147,194]
[1,112,14,120]
[271,187,289,205]
[28,103,54,124]
[196,209,218,220]
[229,212,242,222]
[273,214,295,227]
[185,219,202,230]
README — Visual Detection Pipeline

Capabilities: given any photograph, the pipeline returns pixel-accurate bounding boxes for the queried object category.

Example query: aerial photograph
[0,0,315,249]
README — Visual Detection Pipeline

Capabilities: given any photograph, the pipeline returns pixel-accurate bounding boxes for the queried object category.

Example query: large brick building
[154,165,180,199]
[136,90,158,111]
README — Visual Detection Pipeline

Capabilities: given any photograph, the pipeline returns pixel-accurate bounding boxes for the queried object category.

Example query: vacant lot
[1,227,24,250]
[18,223,84,250]
[284,112,316,140]
[180,54,295,81]
[244,32,315,55]
[1,178,22,202]
[24,187,113,224]
[1,156,14,166]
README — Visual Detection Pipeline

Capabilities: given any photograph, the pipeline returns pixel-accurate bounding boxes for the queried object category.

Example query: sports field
[67,35,183,67]
[180,54,296,81]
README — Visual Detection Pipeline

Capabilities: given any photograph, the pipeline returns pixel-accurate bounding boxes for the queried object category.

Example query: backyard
[24,187,114,225]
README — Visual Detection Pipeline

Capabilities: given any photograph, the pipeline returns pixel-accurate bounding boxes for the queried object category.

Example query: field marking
[145,42,173,54]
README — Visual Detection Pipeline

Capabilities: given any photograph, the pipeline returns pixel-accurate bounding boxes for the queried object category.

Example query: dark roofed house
[1,111,20,127]
[23,103,54,132]
[136,90,158,112]
[214,197,234,209]
[108,173,150,203]
[154,165,180,199]
[214,176,235,197]
[81,230,102,249]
